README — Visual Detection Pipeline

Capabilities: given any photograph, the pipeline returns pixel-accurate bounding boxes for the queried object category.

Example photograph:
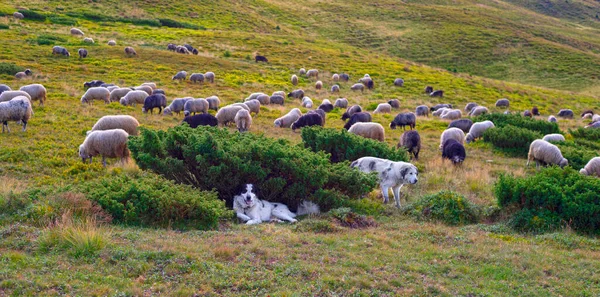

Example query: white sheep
[439,128,465,150]
[299,68,306,75]
[184,98,209,116]
[256,94,270,105]
[141,82,157,90]
[79,129,130,167]
[331,85,340,93]
[321,99,332,105]
[172,71,187,80]
[206,96,221,111]
[205,72,215,83]
[216,105,244,126]
[348,122,385,142]
[580,157,600,177]
[527,139,568,168]
[190,73,205,83]
[19,84,47,106]
[592,114,600,123]
[88,115,140,136]
[134,85,153,96]
[83,37,94,43]
[272,91,286,98]
[350,83,365,92]
[163,97,193,115]
[243,99,260,114]
[306,69,319,79]
[440,109,462,120]
[432,107,449,117]
[548,115,558,123]
[107,40,116,46]
[234,109,252,132]
[0,96,33,133]
[291,75,298,86]
[13,12,24,19]
[109,88,132,102]
[119,90,148,106]
[373,103,392,114]
[302,97,313,108]
[334,98,348,109]
[469,106,489,117]
[246,92,266,101]
[70,28,84,36]
[315,81,323,90]
[466,120,495,143]
[274,108,302,128]
[542,134,566,143]
[228,103,251,111]
[81,87,110,105]
[0,90,31,103]
[332,74,339,81]
[106,86,119,92]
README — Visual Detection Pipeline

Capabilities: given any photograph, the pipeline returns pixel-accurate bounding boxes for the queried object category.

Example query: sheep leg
[392,185,402,208]
[381,185,390,204]
[21,120,27,132]
[4,122,10,133]
[102,156,107,167]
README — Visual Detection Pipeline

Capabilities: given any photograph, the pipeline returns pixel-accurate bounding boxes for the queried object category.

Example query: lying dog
[351,157,418,208]
[233,184,320,225]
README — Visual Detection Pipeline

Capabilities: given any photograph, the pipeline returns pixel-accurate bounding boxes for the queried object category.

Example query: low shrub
[329,207,378,229]
[38,214,109,258]
[0,24,9,30]
[569,127,600,141]
[301,127,408,163]
[123,18,161,27]
[48,16,78,26]
[509,208,564,234]
[18,9,46,21]
[475,113,560,135]
[495,167,600,234]
[551,141,597,170]
[0,62,25,76]
[34,34,67,46]
[159,18,204,29]
[482,125,542,157]
[402,191,479,225]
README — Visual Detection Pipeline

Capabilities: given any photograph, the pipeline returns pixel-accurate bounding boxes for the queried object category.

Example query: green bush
[128,126,378,211]
[34,34,67,46]
[475,113,560,135]
[301,127,408,163]
[0,24,9,30]
[48,16,78,26]
[159,18,204,29]
[569,127,600,141]
[18,9,46,21]
[123,18,161,27]
[495,167,600,234]
[509,209,564,234]
[0,62,24,76]
[79,173,231,230]
[402,191,479,226]
[552,141,597,170]
[66,11,113,22]
[482,125,542,157]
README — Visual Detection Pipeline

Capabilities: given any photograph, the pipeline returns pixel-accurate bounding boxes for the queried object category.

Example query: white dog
[351,157,418,208]
[233,184,320,225]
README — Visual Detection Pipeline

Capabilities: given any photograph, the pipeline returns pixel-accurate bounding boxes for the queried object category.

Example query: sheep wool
[20,83,48,106]
[234,109,252,132]
[527,139,568,168]
[580,157,600,177]
[274,108,302,128]
[184,98,209,116]
[348,122,385,142]
[164,97,193,115]
[0,91,32,103]
[81,87,110,105]
[109,88,132,102]
[119,90,148,106]
[243,100,260,114]
[466,120,495,143]
[79,129,130,167]
[216,105,244,126]
[374,103,392,114]
[439,128,465,151]
[89,115,140,136]
[0,96,33,133]
[542,134,566,143]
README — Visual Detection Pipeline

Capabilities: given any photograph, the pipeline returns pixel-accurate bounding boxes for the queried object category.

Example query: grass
[0,0,599,295]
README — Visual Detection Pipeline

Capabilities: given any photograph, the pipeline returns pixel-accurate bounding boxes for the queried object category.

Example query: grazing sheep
[18,84,47,106]
[399,130,420,160]
[387,99,400,109]
[302,97,313,108]
[167,43,177,51]
[339,73,350,82]
[70,28,84,36]
[583,113,593,120]
[466,120,495,143]
[440,109,462,120]
[390,112,416,130]
[0,91,31,103]
[15,69,32,79]
[270,95,285,105]
[182,114,218,128]
[581,110,594,119]
[142,94,167,114]
[274,108,302,128]
[374,103,392,114]
[430,90,443,97]
[332,74,339,81]
[176,46,190,54]
[299,68,306,75]
[255,55,268,63]
[334,98,348,109]
[291,113,323,131]
[172,71,187,81]
[140,82,157,90]
[364,79,374,90]
[124,47,137,56]
[206,96,220,111]
[83,80,105,89]
[523,110,532,118]
[243,99,261,114]
[163,97,193,116]
[106,86,119,92]
[586,121,600,129]
[424,86,433,94]
[229,103,250,111]
[341,105,362,121]
[394,78,404,87]
[592,114,600,123]
[13,12,24,19]
[448,119,473,133]
[315,81,323,90]
[79,129,130,167]
[109,88,132,102]
[255,94,270,105]
[532,106,540,116]
[83,38,94,44]
[76,49,88,59]
[287,89,305,99]
[0,96,33,133]
[495,98,510,108]
[542,134,565,142]
[527,139,568,168]
[350,83,365,92]
[101,83,115,88]
[442,139,466,165]
[119,90,148,106]
[81,87,110,105]
[439,128,465,151]
[216,105,245,126]
[190,73,205,83]
[306,69,319,79]
[468,106,489,117]
[343,112,372,130]
[204,71,214,82]
[246,92,266,101]
[327,84,339,93]
[184,98,209,116]
[108,40,116,46]
[348,122,385,142]
[432,108,449,117]
[318,101,334,113]
[272,91,286,98]
[430,104,452,111]
[235,109,252,132]
[548,115,557,123]
[52,46,70,57]
[291,75,298,86]
[183,44,194,52]
[307,109,326,125]
[580,157,600,177]
[465,102,478,113]
[415,105,429,117]
[131,86,151,96]
[0,84,11,95]
[89,115,139,136]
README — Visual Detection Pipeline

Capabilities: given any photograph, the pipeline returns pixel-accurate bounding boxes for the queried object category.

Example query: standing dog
[351,157,418,208]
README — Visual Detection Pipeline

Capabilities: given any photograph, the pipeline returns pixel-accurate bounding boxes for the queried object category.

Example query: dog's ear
[252,184,261,198]
[400,167,410,180]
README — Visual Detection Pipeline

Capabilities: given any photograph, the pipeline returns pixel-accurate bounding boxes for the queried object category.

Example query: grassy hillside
[0,0,600,295]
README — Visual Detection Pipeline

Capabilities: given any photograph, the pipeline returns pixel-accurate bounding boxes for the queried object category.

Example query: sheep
[331,85,340,93]
[234,109,252,132]
[465,120,495,143]
[70,28,84,36]
[350,83,365,92]
[206,96,220,111]
[183,44,194,52]
[184,98,209,116]
[542,134,566,143]
[287,89,305,99]
[0,91,31,103]
[464,102,478,113]
[216,105,245,126]
[88,115,140,136]
[246,92,266,101]
[134,85,153,96]
[182,114,218,128]
[586,122,600,129]
[396,131,421,160]
[306,69,319,79]
[442,139,466,165]
[119,90,148,106]
[109,88,132,102]
[83,80,104,89]
[374,103,392,114]
[274,108,302,128]
[432,108,449,117]
[76,48,88,58]
[299,68,306,75]
[176,46,190,54]
[439,128,465,151]
[291,113,323,131]
[19,84,47,106]
[243,99,260,114]
[0,84,11,95]
[580,157,600,177]
[15,69,32,79]
[256,94,270,105]
[390,78,404,87]
[302,97,313,108]
[307,109,326,125]
[101,83,116,88]
[334,98,348,109]
[431,104,452,111]
[522,110,532,118]
[592,114,600,123]
[272,91,286,98]
[387,99,400,109]
[469,106,489,117]
[52,46,70,57]
[343,112,371,130]
[164,97,193,115]
[141,82,157,90]
[13,12,24,19]
[189,73,205,83]
[430,90,443,97]
[581,110,594,118]
[167,43,177,51]
[79,129,130,167]
[532,106,540,116]
[270,95,285,105]
[0,96,33,133]
[315,81,323,90]
[318,101,334,113]
[583,113,593,120]
[424,86,433,93]
[205,71,215,83]
[448,119,473,133]
[81,87,110,105]
[548,115,557,123]
[390,112,416,130]
[440,109,462,120]
[142,94,167,114]
[172,71,187,81]
[291,74,298,86]
[332,74,339,81]
[341,105,362,121]
[108,40,116,46]
[363,78,374,89]
[415,105,429,117]
[557,109,574,118]
[255,55,268,63]
[348,122,385,142]
[83,38,94,44]
[527,139,568,168]
[339,73,350,81]
[495,98,510,108]
[124,47,137,56]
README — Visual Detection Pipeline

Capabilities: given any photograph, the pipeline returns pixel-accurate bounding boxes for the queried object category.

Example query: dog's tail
[296,200,320,216]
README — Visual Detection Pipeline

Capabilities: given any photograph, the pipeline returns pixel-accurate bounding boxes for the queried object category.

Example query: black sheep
[291,113,323,131]
[430,90,444,97]
[424,86,433,93]
[365,79,374,89]
[307,109,326,125]
[532,106,540,116]
[523,110,532,118]
[192,48,199,55]
[83,80,105,89]
[270,95,284,105]
[442,139,466,165]
[182,114,218,128]
[557,109,574,118]
[390,112,416,130]
[448,119,473,133]
[430,103,452,112]
[318,103,334,113]
[341,105,362,121]
[339,73,350,82]
[343,112,371,130]
[142,94,167,114]
[399,130,421,160]
[255,55,268,63]
[183,44,194,52]
[167,43,177,51]
[388,99,400,109]
[152,89,165,95]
